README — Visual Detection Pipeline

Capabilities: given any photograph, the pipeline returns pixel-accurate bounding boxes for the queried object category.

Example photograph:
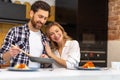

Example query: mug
[111,62,120,70]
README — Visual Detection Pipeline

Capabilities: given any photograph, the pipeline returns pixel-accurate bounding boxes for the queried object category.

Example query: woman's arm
[43,41,67,68]
[65,40,80,69]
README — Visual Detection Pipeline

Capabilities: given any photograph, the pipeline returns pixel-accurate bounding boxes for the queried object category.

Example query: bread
[14,63,29,69]
[82,61,95,68]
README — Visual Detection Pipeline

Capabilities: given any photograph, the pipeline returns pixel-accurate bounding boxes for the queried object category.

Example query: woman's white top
[52,40,80,69]
[29,30,43,68]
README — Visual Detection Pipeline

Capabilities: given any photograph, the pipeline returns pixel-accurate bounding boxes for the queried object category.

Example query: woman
[42,22,80,69]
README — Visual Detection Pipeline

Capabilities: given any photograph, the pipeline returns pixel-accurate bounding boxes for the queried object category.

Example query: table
[0,68,120,80]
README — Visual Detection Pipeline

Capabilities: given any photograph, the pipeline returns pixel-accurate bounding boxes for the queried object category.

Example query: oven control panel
[79,43,107,67]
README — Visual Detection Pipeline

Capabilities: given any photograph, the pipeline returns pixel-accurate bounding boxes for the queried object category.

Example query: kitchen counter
[0,68,120,80]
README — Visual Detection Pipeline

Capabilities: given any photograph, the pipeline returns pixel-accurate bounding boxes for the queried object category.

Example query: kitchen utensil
[11,44,31,57]
[29,56,54,64]
[11,44,54,64]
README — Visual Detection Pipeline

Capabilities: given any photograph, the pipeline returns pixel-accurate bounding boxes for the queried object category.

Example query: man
[0,0,51,68]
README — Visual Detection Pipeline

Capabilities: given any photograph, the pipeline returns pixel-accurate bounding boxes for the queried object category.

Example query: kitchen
[0,0,120,80]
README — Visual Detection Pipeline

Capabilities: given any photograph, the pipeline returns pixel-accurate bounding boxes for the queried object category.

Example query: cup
[111,62,120,70]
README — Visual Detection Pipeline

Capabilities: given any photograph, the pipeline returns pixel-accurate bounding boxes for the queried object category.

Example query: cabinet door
[55,0,78,24]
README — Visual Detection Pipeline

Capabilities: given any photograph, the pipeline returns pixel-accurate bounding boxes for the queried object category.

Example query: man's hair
[31,0,51,16]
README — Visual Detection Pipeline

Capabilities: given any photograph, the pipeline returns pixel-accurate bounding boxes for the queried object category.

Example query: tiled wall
[107,0,120,67]
[108,0,120,40]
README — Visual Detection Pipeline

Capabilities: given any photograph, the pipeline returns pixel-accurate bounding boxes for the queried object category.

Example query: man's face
[30,9,49,30]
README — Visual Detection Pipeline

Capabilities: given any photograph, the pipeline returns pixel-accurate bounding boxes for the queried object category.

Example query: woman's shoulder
[67,40,79,43]
[66,40,79,46]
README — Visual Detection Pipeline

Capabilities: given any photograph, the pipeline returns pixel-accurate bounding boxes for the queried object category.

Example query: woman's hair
[31,1,51,17]
[45,21,72,49]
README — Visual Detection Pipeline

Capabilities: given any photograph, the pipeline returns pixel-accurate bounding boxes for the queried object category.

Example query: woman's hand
[43,41,53,57]
[40,54,49,58]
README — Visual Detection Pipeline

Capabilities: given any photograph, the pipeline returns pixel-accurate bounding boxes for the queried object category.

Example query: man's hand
[9,45,20,57]
[3,45,20,64]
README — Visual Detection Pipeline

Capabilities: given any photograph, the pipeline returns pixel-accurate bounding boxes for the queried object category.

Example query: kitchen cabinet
[0,2,27,47]
[0,2,27,24]
[55,0,108,67]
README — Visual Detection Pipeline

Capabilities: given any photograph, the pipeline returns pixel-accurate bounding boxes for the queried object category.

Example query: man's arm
[2,45,20,63]
[2,51,11,63]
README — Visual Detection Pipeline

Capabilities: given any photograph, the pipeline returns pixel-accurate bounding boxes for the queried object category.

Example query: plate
[29,57,54,64]
[76,67,100,70]
[7,67,38,71]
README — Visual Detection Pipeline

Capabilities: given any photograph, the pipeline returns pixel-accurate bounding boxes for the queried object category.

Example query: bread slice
[82,61,95,68]
[14,63,29,69]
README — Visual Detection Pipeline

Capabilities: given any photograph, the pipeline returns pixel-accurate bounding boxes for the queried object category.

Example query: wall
[12,0,55,5]
[108,0,120,67]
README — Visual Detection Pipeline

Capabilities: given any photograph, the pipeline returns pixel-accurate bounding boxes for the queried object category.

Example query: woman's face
[48,25,63,43]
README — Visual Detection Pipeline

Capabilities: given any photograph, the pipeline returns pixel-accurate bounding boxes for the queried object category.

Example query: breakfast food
[14,63,29,69]
[82,61,95,68]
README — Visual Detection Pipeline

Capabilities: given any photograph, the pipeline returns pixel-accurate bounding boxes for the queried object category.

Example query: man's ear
[29,10,34,18]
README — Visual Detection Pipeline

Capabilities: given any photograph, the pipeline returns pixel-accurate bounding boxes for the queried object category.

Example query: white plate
[7,67,38,71]
[76,67,100,70]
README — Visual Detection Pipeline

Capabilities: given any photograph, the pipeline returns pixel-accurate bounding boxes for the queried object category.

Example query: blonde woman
[42,22,80,69]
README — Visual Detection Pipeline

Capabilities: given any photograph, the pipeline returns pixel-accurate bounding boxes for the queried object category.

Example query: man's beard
[31,17,43,30]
